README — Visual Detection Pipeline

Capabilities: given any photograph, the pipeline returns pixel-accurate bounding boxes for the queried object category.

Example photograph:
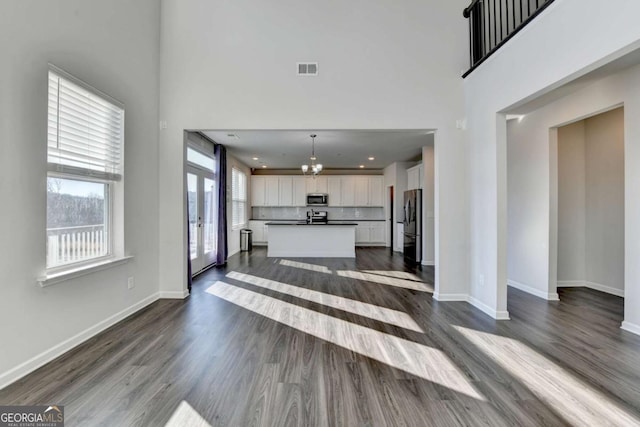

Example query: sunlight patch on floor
[453,326,640,426]
[361,270,424,282]
[165,401,211,427]
[336,270,433,293]
[207,281,483,401]
[279,259,332,274]
[226,271,424,333]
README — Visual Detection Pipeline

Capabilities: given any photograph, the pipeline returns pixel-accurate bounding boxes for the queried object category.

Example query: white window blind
[232,168,247,227]
[48,66,124,180]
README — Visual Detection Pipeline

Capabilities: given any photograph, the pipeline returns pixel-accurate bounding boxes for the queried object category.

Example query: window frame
[231,167,247,230]
[45,172,114,273]
[44,64,125,277]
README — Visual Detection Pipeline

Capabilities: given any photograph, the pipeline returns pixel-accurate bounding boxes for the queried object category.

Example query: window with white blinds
[48,66,124,180]
[232,168,247,228]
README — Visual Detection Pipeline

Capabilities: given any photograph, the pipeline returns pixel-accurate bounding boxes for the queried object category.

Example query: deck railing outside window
[463,0,555,77]
[47,224,108,267]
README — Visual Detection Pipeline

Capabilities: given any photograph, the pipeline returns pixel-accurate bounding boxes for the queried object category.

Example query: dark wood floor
[2,248,640,426]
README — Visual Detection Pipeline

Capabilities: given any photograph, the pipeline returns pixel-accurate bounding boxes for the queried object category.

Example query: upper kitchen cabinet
[305,175,328,194]
[252,175,306,207]
[407,164,423,190]
[251,176,280,206]
[368,176,384,206]
[251,176,266,206]
[353,176,384,207]
[327,177,342,206]
[278,177,293,206]
[354,177,369,206]
[292,176,306,206]
[251,174,383,207]
[340,176,356,206]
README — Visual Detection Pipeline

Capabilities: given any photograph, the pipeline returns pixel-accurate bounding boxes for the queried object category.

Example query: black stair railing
[463,0,556,77]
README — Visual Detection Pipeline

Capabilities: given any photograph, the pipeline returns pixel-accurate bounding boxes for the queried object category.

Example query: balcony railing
[463,0,555,77]
[47,224,108,268]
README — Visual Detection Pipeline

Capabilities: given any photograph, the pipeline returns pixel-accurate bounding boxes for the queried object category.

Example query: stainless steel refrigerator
[403,189,422,263]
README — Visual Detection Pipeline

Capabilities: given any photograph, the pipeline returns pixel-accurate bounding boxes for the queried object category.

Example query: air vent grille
[297,62,318,76]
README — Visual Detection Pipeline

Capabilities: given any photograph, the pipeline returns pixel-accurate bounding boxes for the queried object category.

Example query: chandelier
[301,134,323,176]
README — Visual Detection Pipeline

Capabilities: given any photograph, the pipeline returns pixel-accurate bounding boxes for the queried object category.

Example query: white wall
[0,0,161,386]
[464,0,640,321]
[159,0,471,299]
[557,121,586,282]
[503,65,639,331]
[422,144,435,265]
[584,108,625,293]
[227,154,252,257]
[512,107,625,299]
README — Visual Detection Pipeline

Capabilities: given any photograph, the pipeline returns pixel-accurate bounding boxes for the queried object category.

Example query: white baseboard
[0,292,160,390]
[433,293,468,302]
[585,281,624,297]
[433,293,510,320]
[468,296,510,320]
[621,321,640,336]
[508,279,559,301]
[421,260,435,266]
[556,280,584,287]
[557,280,624,297]
[159,289,190,299]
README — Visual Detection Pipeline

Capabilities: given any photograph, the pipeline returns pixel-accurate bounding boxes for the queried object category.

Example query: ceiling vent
[297,62,318,76]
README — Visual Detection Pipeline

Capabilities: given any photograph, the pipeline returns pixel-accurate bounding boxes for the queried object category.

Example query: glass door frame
[186,154,216,275]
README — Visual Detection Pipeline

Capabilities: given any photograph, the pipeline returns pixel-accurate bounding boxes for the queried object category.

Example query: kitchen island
[266,221,357,258]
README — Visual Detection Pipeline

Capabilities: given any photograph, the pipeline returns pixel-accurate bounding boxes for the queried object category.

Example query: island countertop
[265,221,358,226]
[267,222,356,258]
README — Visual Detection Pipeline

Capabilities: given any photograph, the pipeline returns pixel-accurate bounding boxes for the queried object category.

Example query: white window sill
[38,256,133,287]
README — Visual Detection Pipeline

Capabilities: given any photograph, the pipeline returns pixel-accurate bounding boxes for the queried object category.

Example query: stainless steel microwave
[306,193,328,206]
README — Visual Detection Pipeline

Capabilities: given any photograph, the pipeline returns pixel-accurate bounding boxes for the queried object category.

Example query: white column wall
[159,0,471,298]
[500,66,640,332]
[464,0,640,320]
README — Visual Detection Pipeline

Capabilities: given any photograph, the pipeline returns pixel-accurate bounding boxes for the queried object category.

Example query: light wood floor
[2,248,640,426]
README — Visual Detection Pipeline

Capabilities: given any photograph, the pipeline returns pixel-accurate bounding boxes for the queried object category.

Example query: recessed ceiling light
[359,165,365,169]
[262,165,267,168]
[368,156,375,161]
[252,157,259,161]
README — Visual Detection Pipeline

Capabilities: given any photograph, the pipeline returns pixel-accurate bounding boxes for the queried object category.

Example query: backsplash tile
[252,207,384,221]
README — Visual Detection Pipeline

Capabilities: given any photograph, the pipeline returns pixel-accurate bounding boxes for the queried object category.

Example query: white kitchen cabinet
[292,176,306,206]
[250,176,279,207]
[328,177,342,206]
[355,224,370,244]
[368,176,384,206]
[369,222,385,243]
[278,176,293,206]
[355,221,386,246]
[252,174,383,208]
[264,177,279,206]
[250,176,266,207]
[248,220,265,243]
[396,223,404,252]
[340,176,356,206]
[305,175,328,194]
[407,164,423,190]
[354,177,369,206]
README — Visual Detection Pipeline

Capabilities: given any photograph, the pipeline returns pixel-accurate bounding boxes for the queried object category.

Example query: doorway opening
[186,134,218,276]
[556,107,625,299]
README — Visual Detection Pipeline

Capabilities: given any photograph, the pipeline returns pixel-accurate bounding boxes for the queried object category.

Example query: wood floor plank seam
[2,248,640,426]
